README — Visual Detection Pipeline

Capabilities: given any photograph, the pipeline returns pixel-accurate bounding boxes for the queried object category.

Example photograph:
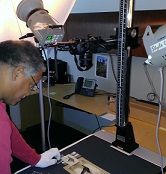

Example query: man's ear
[12,66,24,81]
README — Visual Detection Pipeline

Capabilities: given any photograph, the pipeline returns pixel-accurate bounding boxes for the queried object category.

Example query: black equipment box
[44,59,70,85]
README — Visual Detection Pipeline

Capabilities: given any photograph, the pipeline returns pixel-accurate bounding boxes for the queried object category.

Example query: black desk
[15,131,165,174]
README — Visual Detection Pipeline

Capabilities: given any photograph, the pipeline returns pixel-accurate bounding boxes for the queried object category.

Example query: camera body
[69,39,93,69]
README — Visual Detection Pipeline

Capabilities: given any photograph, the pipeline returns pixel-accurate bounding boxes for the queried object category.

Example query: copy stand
[112,122,139,153]
[111,0,139,154]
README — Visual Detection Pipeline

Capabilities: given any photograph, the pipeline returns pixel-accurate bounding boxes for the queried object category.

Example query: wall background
[71,0,166,13]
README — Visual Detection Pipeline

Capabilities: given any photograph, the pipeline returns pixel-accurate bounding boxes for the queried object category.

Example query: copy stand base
[112,122,139,153]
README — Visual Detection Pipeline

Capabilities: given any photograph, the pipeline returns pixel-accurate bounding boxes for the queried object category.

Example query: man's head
[0,40,46,105]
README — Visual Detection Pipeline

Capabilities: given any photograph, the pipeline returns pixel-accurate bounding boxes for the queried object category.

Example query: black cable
[92,114,115,134]
[92,125,116,134]
[108,52,118,83]
[63,92,75,99]
[143,63,160,102]
[74,55,93,71]
[95,115,102,131]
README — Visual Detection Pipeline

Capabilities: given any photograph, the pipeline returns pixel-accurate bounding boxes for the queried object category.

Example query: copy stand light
[16,0,76,47]
[16,0,76,151]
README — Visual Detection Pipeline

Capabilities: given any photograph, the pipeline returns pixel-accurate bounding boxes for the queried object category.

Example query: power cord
[144,62,166,107]
[156,67,164,174]
[144,63,165,174]
[143,63,160,103]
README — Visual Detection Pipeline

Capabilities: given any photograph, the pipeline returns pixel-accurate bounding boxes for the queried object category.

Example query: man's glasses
[31,76,39,90]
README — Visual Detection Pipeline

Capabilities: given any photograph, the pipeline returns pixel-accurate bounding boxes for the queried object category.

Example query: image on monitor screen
[95,55,108,79]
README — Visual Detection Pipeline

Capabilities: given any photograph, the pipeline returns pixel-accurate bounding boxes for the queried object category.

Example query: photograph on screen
[95,55,108,79]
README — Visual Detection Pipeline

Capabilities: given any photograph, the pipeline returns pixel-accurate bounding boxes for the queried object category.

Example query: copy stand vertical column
[111,0,139,153]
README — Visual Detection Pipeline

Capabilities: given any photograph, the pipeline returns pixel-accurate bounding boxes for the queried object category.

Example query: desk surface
[42,84,166,156]
[42,84,166,126]
[42,84,111,115]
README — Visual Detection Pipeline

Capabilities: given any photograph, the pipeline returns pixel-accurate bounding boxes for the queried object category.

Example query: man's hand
[35,148,60,168]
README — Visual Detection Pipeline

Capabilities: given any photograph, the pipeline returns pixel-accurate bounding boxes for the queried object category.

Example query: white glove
[35,148,60,168]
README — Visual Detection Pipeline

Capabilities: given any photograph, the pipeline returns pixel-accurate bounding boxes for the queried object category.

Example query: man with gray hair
[0,40,60,174]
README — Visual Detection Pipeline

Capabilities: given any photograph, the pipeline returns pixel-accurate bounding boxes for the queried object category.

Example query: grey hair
[0,40,46,76]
